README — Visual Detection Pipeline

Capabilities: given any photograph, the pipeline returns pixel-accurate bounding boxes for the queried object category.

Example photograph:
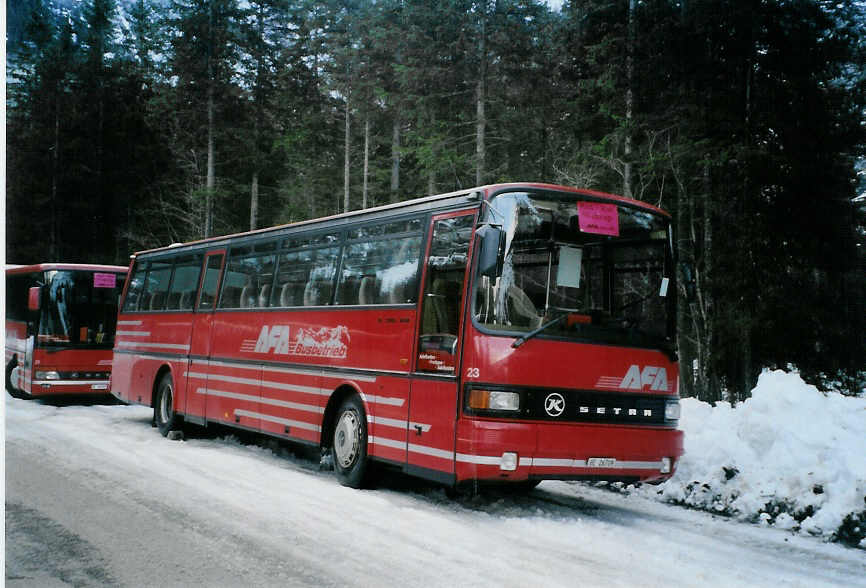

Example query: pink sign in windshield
[93,273,118,288]
[578,201,620,236]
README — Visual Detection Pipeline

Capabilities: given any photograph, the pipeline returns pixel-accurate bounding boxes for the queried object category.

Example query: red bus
[6,263,128,398]
[111,183,683,489]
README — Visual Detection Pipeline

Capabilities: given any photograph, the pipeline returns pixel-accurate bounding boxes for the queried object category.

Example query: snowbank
[644,369,866,549]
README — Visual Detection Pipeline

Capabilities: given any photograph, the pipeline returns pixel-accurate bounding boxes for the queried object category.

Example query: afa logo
[254,325,290,354]
[620,365,669,392]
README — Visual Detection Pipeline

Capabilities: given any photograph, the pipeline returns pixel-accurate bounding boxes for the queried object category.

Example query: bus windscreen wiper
[512,313,568,348]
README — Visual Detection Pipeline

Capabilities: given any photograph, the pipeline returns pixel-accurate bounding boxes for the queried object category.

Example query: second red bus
[6,263,127,398]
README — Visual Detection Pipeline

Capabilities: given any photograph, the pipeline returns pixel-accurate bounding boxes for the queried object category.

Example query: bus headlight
[664,400,680,421]
[467,389,521,412]
[35,371,61,380]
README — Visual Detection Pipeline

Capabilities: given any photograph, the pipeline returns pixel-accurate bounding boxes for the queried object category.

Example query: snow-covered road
[5,395,865,587]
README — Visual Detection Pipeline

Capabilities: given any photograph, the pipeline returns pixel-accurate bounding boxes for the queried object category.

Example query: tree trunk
[250,171,259,231]
[698,159,717,402]
[676,181,695,398]
[623,0,636,198]
[476,78,486,186]
[50,101,60,260]
[251,1,264,232]
[363,117,369,209]
[390,116,400,202]
[344,99,350,213]
[475,6,487,186]
[738,50,755,403]
[205,2,215,239]
[206,88,215,238]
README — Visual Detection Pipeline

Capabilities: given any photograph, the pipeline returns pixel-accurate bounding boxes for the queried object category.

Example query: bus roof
[131,182,671,258]
[6,263,128,275]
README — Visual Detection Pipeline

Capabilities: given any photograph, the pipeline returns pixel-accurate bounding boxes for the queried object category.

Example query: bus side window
[337,241,374,305]
[141,259,173,312]
[304,247,339,306]
[337,218,423,306]
[198,255,224,310]
[379,235,422,304]
[122,261,148,312]
[219,251,276,309]
[273,250,306,307]
[165,254,203,311]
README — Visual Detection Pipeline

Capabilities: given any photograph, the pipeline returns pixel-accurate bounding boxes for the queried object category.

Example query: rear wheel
[331,395,370,488]
[154,373,181,437]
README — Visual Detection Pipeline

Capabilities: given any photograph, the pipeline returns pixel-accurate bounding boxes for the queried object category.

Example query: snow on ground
[640,369,866,549]
[4,369,866,587]
[6,393,866,587]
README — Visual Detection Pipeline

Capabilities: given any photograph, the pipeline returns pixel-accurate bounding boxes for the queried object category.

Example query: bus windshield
[38,270,126,348]
[474,191,675,351]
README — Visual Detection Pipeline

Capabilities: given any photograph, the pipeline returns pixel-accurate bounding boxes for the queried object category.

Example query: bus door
[186,251,225,423]
[408,212,475,480]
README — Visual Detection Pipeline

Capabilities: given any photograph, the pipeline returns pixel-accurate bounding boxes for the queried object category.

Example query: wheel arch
[320,383,367,450]
[151,364,173,408]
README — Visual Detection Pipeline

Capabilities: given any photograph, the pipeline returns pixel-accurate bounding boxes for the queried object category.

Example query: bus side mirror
[476,224,505,278]
[679,262,697,302]
[28,286,42,312]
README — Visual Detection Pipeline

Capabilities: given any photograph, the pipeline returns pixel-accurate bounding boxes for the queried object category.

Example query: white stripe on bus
[368,415,431,432]
[455,453,502,466]
[456,455,663,470]
[185,371,330,396]
[233,410,321,432]
[368,435,406,451]
[115,341,190,351]
[116,331,151,337]
[195,387,324,414]
[186,364,405,406]
[529,458,577,468]
[193,358,378,383]
[407,443,453,460]
[32,380,110,386]
[364,395,405,407]
[368,436,453,461]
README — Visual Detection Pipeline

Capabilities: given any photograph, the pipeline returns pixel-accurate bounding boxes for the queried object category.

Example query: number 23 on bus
[110,183,685,491]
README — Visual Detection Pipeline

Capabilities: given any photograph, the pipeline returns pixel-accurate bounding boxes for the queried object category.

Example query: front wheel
[154,372,182,437]
[331,395,370,488]
[6,359,24,399]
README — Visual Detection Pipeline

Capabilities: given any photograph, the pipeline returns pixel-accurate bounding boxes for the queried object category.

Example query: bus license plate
[587,457,617,468]
[91,383,108,390]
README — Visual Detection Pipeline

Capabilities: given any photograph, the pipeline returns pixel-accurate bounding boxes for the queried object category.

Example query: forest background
[5,0,866,402]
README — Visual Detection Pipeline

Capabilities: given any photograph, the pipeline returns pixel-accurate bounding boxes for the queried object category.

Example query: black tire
[154,372,181,437]
[6,359,24,399]
[331,395,370,488]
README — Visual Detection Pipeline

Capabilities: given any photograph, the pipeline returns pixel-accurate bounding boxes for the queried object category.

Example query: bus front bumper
[455,419,684,485]
[30,379,111,395]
